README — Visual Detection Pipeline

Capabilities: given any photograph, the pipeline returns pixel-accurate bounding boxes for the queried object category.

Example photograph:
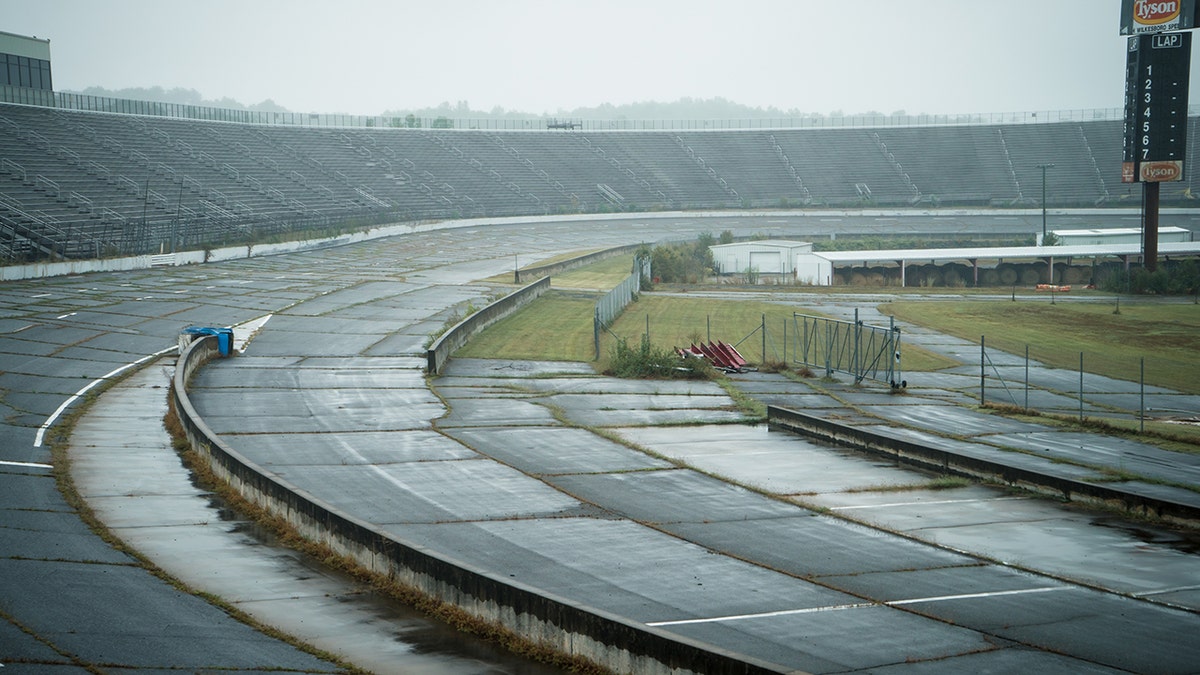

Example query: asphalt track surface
[4,211,1200,673]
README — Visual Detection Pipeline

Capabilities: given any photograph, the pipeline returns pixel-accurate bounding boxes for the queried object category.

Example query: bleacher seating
[0,100,1190,262]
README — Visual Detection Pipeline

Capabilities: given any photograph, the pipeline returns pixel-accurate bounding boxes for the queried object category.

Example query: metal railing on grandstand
[0,207,427,264]
[1,84,1178,131]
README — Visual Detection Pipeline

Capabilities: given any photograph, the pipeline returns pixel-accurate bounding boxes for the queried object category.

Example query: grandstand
[0,93,1195,263]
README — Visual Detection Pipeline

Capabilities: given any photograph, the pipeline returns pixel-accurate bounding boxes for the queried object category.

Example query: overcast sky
[2,0,1187,116]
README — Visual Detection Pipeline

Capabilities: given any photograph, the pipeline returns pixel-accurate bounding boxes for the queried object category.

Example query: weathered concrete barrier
[767,404,1200,523]
[173,335,792,674]
[426,276,550,375]
[514,244,643,284]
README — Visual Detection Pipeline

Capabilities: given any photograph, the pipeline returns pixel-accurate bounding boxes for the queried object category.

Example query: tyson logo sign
[1134,0,1182,25]
[1140,160,1183,182]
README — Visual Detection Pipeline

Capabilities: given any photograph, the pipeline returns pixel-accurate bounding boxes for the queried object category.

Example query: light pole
[1038,163,1055,244]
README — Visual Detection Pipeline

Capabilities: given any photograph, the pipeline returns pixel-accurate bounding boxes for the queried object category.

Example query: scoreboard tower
[1120,0,1196,271]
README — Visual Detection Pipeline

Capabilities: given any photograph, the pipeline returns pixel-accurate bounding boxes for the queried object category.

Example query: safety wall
[514,243,643,283]
[426,276,551,374]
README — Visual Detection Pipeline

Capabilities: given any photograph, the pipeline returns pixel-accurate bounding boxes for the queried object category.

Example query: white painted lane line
[645,586,1072,627]
[0,459,53,469]
[233,314,272,353]
[887,586,1071,606]
[56,312,77,320]
[1135,584,1200,598]
[32,293,51,298]
[829,496,1029,511]
[33,345,178,448]
[647,602,874,627]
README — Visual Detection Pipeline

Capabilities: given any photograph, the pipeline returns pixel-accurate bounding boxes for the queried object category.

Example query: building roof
[1053,227,1188,237]
[0,31,51,61]
[815,241,1200,265]
[710,240,812,250]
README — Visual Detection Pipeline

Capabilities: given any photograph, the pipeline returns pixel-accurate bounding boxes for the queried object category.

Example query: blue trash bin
[215,327,233,357]
[181,326,233,356]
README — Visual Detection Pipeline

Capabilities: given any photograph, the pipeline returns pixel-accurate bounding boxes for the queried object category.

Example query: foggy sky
[1,0,1179,116]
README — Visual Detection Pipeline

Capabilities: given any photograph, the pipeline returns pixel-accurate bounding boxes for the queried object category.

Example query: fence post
[783,318,787,364]
[888,316,897,386]
[853,308,860,383]
[803,315,810,367]
[1024,345,1029,413]
[824,319,832,378]
[593,308,600,361]
[1079,352,1084,422]
[1140,357,1145,433]
[761,314,766,365]
[980,335,986,406]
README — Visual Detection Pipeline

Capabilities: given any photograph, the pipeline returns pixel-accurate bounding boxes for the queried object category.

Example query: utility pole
[1038,163,1055,244]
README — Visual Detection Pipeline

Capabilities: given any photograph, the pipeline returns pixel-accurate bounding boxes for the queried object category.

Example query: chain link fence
[976,337,1199,432]
[593,256,651,359]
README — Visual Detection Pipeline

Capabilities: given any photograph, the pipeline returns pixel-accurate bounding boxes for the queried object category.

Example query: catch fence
[976,337,1197,432]
[594,256,651,359]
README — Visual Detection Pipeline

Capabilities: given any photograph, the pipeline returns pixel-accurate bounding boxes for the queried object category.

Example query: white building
[709,240,831,285]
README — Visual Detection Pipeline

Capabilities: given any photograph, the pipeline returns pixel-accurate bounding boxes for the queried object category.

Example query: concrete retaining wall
[9,207,1186,282]
[426,276,551,375]
[173,335,789,674]
[514,244,643,284]
[767,404,1198,523]
[1,216,514,281]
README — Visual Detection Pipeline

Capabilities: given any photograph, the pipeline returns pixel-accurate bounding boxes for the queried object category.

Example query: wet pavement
[184,338,1200,674]
[70,363,569,675]
[5,210,1200,673]
[2,216,659,673]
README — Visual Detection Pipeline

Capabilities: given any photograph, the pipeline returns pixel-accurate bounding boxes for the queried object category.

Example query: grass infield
[883,299,1200,395]
[456,289,958,374]
[463,253,1198,395]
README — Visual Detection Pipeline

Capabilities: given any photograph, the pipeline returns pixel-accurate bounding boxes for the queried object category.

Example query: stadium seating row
[0,102,1190,261]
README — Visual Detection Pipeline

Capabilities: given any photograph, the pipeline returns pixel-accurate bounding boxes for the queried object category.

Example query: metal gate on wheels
[792,310,904,387]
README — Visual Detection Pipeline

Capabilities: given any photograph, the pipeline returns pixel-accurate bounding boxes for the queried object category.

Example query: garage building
[710,240,832,284]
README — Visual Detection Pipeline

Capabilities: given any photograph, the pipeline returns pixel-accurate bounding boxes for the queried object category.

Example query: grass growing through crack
[165,387,613,675]
[42,361,365,674]
[843,476,972,493]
